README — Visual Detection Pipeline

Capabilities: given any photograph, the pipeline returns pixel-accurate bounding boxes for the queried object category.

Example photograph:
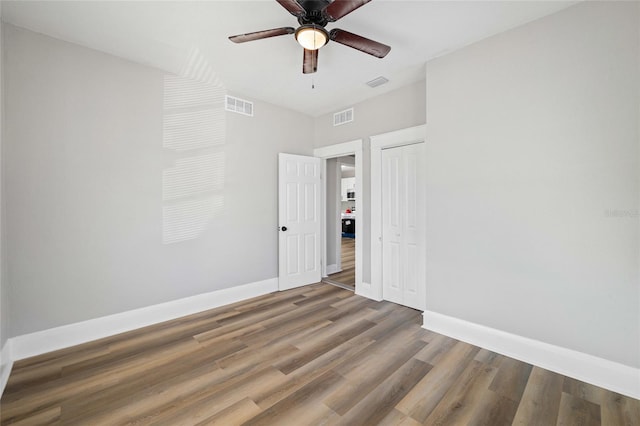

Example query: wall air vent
[366,76,389,88]
[225,95,254,116]
[333,108,354,126]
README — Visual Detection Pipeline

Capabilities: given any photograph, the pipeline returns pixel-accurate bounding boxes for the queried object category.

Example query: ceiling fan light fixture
[295,25,328,50]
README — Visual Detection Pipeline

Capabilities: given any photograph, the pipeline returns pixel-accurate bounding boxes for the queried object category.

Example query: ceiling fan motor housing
[297,0,331,26]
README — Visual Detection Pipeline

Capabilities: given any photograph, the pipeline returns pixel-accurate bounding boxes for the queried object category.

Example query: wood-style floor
[326,237,355,290]
[2,283,639,425]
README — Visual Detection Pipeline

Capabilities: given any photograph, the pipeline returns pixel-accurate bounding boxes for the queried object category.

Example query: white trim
[319,158,328,278]
[319,157,344,279]
[0,340,13,397]
[355,281,382,301]
[314,140,362,159]
[325,264,339,275]
[334,160,348,274]
[423,310,640,400]
[313,140,363,297]
[11,278,277,361]
[370,125,426,303]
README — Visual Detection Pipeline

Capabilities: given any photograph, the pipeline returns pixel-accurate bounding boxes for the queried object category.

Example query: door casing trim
[314,140,363,293]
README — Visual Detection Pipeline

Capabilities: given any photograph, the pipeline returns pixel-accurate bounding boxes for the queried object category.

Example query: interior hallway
[325,237,355,290]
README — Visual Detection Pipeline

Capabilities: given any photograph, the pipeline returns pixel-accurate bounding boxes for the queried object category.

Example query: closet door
[381,143,425,310]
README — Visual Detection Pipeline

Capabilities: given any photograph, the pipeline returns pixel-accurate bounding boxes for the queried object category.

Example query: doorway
[325,157,356,290]
[313,140,363,294]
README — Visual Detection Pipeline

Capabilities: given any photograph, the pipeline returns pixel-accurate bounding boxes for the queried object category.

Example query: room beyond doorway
[325,237,355,290]
[323,156,356,291]
[313,140,363,295]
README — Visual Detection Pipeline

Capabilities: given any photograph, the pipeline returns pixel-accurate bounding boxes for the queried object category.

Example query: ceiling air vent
[366,76,389,88]
[333,108,354,127]
[225,95,254,116]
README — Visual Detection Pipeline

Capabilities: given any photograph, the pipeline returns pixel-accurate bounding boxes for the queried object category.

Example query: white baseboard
[10,278,278,362]
[422,310,640,400]
[326,264,339,275]
[0,340,13,396]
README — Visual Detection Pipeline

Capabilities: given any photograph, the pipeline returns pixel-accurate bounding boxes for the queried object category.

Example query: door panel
[304,233,316,271]
[406,243,419,295]
[279,153,321,290]
[381,143,426,310]
[382,148,404,305]
[287,183,298,221]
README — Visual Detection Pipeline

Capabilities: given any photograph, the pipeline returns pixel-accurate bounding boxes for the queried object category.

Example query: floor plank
[326,237,355,289]
[422,360,499,425]
[512,366,564,426]
[556,392,601,426]
[2,283,638,425]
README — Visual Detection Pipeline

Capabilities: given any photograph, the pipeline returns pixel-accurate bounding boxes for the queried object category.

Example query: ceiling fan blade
[303,49,318,74]
[229,27,295,43]
[324,0,371,22]
[329,28,390,58]
[276,0,306,17]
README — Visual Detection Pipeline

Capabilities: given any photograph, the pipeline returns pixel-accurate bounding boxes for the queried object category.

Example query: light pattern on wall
[162,152,225,201]
[162,48,226,244]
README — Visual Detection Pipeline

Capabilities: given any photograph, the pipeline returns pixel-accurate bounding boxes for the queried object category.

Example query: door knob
[280,226,288,232]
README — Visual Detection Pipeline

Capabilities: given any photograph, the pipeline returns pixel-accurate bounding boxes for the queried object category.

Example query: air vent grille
[366,76,389,88]
[225,95,254,116]
[333,108,354,126]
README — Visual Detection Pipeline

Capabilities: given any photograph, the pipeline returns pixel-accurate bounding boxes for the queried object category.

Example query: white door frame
[313,140,363,293]
[330,160,343,275]
[370,125,426,303]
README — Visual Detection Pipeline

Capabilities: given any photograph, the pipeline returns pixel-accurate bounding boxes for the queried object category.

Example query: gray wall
[424,1,639,367]
[4,25,313,337]
[314,80,427,283]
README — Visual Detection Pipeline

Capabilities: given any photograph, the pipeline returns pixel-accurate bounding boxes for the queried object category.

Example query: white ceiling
[1,0,577,117]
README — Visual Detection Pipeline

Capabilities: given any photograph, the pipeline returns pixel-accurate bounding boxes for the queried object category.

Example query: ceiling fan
[228,0,391,74]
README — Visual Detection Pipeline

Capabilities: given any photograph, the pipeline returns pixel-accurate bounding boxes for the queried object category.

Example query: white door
[278,153,322,290]
[381,143,426,310]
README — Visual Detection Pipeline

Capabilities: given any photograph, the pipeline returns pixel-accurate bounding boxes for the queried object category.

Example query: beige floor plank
[242,369,344,425]
[336,358,433,425]
[196,397,262,426]
[395,341,480,422]
[2,283,638,426]
[324,338,427,415]
[137,367,287,425]
[488,356,533,403]
[556,391,602,426]
[423,359,499,425]
[326,237,356,289]
[467,389,520,426]
[5,406,61,426]
[512,366,564,425]
[377,409,423,426]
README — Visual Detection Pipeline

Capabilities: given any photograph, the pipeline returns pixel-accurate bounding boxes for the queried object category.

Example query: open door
[278,153,322,290]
